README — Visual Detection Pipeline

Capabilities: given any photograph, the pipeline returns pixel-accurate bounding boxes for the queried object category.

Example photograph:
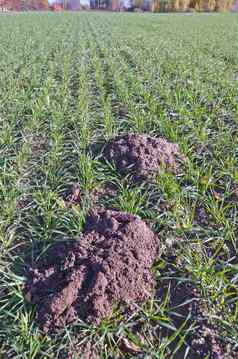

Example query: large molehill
[25,209,159,333]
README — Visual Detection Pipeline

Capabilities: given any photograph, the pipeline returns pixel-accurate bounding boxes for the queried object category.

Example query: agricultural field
[0,11,238,358]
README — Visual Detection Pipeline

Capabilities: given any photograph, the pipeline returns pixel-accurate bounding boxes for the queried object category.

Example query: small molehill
[103,133,185,180]
[24,209,159,333]
[157,278,229,358]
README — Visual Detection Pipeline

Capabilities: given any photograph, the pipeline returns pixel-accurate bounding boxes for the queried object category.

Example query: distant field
[0,12,238,358]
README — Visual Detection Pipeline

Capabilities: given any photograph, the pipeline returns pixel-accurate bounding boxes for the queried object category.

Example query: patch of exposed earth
[157,274,235,359]
[62,183,117,208]
[194,205,214,227]
[103,133,185,181]
[24,209,159,333]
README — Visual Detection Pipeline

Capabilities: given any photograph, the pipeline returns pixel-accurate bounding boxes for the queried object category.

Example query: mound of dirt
[103,133,185,180]
[24,209,159,333]
[157,277,228,358]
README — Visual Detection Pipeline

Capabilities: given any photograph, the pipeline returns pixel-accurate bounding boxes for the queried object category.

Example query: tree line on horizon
[0,0,236,12]
[0,0,49,10]
[151,0,235,11]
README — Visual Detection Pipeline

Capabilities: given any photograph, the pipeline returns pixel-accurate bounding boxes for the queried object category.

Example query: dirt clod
[63,183,82,207]
[62,183,118,208]
[25,209,159,333]
[103,133,185,181]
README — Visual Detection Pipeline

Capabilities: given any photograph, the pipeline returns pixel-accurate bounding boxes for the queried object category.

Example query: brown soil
[24,209,159,333]
[194,205,212,227]
[157,277,230,359]
[103,133,185,181]
[62,183,83,207]
[62,183,117,208]
[90,183,118,205]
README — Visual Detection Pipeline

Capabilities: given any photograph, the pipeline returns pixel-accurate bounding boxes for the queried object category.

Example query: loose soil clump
[62,183,82,207]
[62,183,117,208]
[103,133,185,181]
[24,209,159,333]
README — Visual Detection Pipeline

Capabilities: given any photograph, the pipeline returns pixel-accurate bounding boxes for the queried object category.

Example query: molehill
[103,133,185,180]
[25,209,159,332]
